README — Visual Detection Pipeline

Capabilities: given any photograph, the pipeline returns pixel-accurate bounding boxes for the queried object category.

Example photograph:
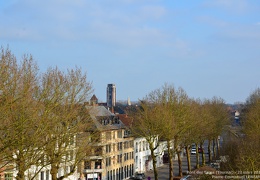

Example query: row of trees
[221,88,260,173]
[129,84,231,180]
[3,46,257,180]
[0,47,94,180]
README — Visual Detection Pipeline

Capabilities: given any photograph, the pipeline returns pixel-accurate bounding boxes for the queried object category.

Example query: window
[120,154,122,163]
[95,161,102,169]
[84,161,91,169]
[106,157,111,167]
[5,173,13,180]
[106,144,111,153]
[41,171,44,180]
[112,131,115,139]
[125,153,129,161]
[117,154,122,163]
[124,130,131,137]
[117,142,122,150]
[46,170,50,180]
[130,140,134,148]
[117,130,122,138]
[112,156,115,165]
[124,141,129,149]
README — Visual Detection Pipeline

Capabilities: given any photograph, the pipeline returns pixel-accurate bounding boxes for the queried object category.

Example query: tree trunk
[16,166,26,180]
[150,149,159,180]
[16,155,26,180]
[201,151,206,166]
[200,142,206,166]
[185,146,191,171]
[208,139,212,163]
[213,139,216,158]
[177,151,182,177]
[16,171,25,180]
[216,137,220,158]
[195,143,200,169]
[167,140,174,180]
[50,163,59,180]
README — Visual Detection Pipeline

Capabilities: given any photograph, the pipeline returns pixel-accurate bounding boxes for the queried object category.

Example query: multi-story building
[133,137,166,174]
[134,137,152,173]
[83,105,134,180]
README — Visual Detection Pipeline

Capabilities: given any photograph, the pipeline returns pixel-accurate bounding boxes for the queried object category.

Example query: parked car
[129,175,141,180]
[198,147,203,153]
[130,172,145,180]
[191,148,196,154]
[136,173,145,179]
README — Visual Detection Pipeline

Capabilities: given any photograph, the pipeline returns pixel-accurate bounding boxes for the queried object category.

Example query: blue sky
[1,0,260,104]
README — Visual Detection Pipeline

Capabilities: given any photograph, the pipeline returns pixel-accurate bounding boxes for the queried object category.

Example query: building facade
[133,138,166,174]
[84,106,134,180]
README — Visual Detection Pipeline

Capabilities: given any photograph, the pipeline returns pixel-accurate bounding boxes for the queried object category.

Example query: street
[143,146,212,180]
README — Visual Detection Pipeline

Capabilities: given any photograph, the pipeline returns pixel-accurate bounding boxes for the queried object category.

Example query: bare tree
[169,87,190,177]
[206,97,230,161]
[182,99,202,172]
[221,88,260,172]
[147,84,176,180]
[236,88,260,172]
[0,47,94,180]
[129,100,164,180]
[38,67,93,180]
[132,83,191,179]
[152,84,190,178]
[0,47,46,180]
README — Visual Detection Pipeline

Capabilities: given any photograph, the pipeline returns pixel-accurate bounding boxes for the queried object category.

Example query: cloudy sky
[1,0,260,104]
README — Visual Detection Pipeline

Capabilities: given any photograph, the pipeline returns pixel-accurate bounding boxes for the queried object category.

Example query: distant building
[235,110,240,117]
[107,84,116,108]
[235,110,240,125]
[127,97,131,106]
[90,94,98,105]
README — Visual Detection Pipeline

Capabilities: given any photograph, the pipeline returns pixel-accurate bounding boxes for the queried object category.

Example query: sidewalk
[144,163,170,180]
[142,154,214,180]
